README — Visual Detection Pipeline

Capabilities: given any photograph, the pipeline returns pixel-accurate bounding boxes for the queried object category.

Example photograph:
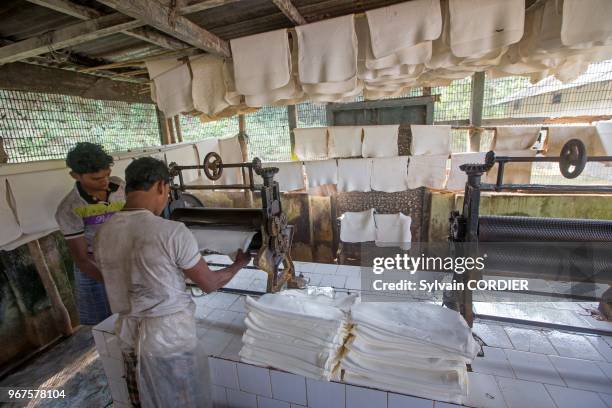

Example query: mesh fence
[0,90,160,163]
[180,114,238,142]
[244,106,292,162]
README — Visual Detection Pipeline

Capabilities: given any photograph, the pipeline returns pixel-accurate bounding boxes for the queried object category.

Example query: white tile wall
[589,337,612,363]
[548,331,604,361]
[104,332,123,360]
[314,263,339,275]
[597,362,612,382]
[237,362,273,397]
[294,262,316,273]
[270,370,307,405]
[108,379,130,405]
[549,355,612,393]
[227,388,257,408]
[100,356,124,382]
[545,384,608,408]
[473,323,513,349]
[496,377,556,408]
[258,395,290,408]
[599,392,612,407]
[471,347,515,378]
[209,358,239,389]
[346,385,387,408]
[465,372,507,408]
[306,378,346,408]
[388,393,434,408]
[504,349,564,386]
[211,384,228,408]
[503,327,557,355]
[336,265,362,277]
[92,329,108,357]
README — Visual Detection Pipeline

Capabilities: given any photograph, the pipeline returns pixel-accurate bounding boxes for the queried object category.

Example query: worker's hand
[234,249,252,267]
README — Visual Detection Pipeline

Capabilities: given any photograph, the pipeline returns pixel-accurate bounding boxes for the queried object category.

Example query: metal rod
[481,184,612,193]
[475,314,611,337]
[495,155,612,163]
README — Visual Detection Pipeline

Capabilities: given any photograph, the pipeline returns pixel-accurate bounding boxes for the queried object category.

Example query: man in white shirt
[94,157,250,407]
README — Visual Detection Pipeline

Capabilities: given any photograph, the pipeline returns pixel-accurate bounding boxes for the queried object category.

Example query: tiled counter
[93,258,612,408]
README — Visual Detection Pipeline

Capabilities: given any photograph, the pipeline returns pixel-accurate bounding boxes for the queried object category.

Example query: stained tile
[306,378,345,408]
[257,396,290,408]
[496,377,556,408]
[473,323,513,349]
[504,349,564,385]
[471,347,515,378]
[548,331,604,361]
[270,370,307,405]
[549,355,612,393]
[545,384,607,408]
[209,358,239,389]
[227,389,257,408]
[589,337,612,363]
[504,327,557,355]
[388,393,433,408]
[465,372,507,408]
[346,385,386,408]
[237,363,272,397]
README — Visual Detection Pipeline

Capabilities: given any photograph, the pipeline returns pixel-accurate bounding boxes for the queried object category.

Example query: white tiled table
[93,260,612,408]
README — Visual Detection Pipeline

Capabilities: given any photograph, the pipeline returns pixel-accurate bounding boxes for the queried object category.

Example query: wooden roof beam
[26,0,189,50]
[0,13,144,65]
[271,0,307,25]
[97,0,231,57]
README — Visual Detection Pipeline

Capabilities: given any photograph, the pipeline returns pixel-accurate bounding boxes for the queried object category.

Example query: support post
[27,240,73,336]
[237,114,253,206]
[173,115,183,143]
[156,108,170,145]
[469,72,485,152]
[166,118,176,144]
[287,105,298,160]
[0,137,8,163]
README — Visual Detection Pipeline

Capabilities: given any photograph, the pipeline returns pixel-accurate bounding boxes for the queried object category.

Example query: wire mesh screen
[179,114,239,141]
[0,90,160,163]
[484,60,612,119]
[432,78,473,123]
[245,106,291,161]
[296,102,327,128]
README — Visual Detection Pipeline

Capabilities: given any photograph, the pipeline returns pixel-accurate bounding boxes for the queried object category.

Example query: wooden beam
[26,0,189,50]
[0,13,144,65]
[272,0,307,25]
[178,0,243,14]
[98,0,231,57]
[0,62,152,103]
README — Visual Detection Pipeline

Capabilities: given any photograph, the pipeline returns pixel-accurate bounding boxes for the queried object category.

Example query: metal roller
[478,215,612,242]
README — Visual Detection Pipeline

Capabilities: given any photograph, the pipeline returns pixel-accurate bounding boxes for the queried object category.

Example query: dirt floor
[0,326,112,407]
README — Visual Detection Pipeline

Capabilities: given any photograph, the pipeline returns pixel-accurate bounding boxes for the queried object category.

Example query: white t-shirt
[94,209,201,318]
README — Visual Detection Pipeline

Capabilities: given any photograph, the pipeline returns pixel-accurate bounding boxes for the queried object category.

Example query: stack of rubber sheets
[240,290,357,380]
[341,301,480,404]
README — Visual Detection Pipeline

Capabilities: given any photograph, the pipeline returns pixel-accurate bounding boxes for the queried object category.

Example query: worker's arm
[65,237,103,282]
[183,250,251,293]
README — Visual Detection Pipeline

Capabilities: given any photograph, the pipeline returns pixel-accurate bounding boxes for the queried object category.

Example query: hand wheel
[203,151,223,181]
[559,138,587,179]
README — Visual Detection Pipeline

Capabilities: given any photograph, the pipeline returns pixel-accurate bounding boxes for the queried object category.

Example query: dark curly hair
[125,157,170,193]
[66,142,114,174]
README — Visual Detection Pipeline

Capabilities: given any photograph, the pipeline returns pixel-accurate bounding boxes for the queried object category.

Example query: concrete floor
[0,326,112,408]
